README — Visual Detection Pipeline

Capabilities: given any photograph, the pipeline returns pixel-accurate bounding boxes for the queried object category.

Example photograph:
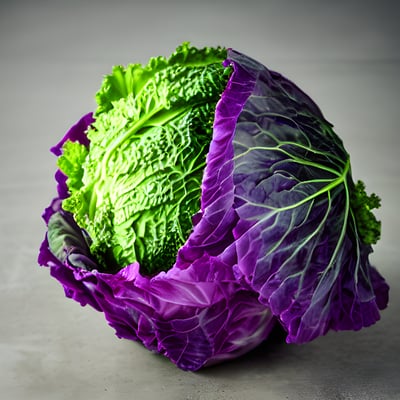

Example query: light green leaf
[61,43,231,273]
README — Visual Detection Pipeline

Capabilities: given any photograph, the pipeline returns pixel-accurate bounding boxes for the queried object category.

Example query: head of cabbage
[39,43,388,371]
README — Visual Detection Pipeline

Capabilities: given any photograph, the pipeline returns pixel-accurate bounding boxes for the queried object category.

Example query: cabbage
[38,43,388,370]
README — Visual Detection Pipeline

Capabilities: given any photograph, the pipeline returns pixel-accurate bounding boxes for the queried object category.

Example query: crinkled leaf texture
[39,48,388,371]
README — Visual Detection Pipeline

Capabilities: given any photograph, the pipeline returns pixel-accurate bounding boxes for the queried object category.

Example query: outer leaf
[223,49,388,343]
[38,112,275,371]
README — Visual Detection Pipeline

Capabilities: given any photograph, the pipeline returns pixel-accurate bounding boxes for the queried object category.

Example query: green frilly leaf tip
[350,180,381,245]
[57,140,88,193]
[58,43,232,274]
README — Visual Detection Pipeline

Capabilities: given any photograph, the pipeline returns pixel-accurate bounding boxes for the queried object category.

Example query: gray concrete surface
[1,1,399,399]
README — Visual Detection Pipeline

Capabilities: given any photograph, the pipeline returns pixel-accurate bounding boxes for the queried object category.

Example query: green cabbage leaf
[58,43,231,274]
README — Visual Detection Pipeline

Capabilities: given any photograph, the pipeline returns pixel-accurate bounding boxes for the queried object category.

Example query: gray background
[1,0,399,399]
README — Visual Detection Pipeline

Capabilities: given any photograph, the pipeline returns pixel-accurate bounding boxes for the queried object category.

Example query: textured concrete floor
[1,1,399,399]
